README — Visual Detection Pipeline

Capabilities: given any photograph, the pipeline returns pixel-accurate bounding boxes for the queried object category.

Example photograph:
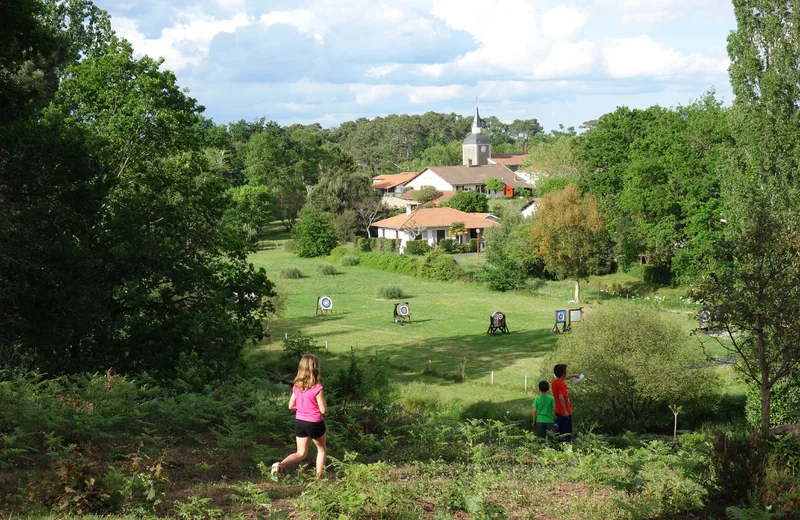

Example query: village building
[372,206,499,250]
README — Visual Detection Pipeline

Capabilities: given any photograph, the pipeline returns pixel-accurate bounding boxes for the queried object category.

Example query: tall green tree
[697,0,800,437]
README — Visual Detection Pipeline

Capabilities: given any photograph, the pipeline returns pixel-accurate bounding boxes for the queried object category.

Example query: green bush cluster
[359,252,421,276]
[404,239,431,255]
[419,248,465,282]
[292,209,339,258]
[375,284,406,299]
[328,245,354,260]
[543,303,722,432]
[279,266,303,279]
[745,372,800,428]
[356,237,371,252]
[316,263,338,276]
[642,264,672,285]
[339,255,360,266]
[437,238,457,253]
[469,238,478,252]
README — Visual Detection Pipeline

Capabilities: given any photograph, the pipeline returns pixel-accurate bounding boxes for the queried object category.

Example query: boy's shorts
[534,422,555,438]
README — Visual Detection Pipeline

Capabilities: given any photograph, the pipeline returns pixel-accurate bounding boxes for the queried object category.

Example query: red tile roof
[372,171,421,189]
[490,154,528,167]
[372,207,499,230]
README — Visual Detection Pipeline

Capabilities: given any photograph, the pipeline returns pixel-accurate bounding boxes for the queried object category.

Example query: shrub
[316,263,338,276]
[375,284,405,299]
[437,238,457,253]
[340,255,360,266]
[456,243,471,253]
[328,245,353,260]
[469,238,478,252]
[419,248,465,282]
[369,237,378,250]
[280,266,303,279]
[480,257,527,291]
[542,303,721,432]
[441,190,489,212]
[282,335,322,362]
[359,252,421,276]
[745,372,800,428]
[357,237,371,252]
[405,239,431,255]
[642,264,672,285]
[292,209,339,258]
[413,186,441,204]
[386,238,397,252]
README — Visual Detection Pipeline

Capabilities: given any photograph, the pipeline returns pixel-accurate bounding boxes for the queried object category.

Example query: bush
[359,252,421,276]
[441,190,489,212]
[405,239,431,255]
[340,255,360,267]
[375,284,405,299]
[282,335,322,362]
[386,238,397,253]
[328,245,353,260]
[642,264,672,285]
[280,266,303,279]
[745,372,800,428]
[542,303,721,432]
[419,248,465,282]
[469,238,478,252]
[316,263,338,276]
[357,237,371,252]
[292,209,339,258]
[437,238,457,253]
[480,257,527,291]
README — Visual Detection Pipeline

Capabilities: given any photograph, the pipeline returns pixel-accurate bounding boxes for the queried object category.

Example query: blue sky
[98,0,737,132]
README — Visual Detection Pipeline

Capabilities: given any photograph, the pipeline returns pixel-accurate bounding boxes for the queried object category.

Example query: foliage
[174,496,223,519]
[279,266,304,279]
[292,209,339,258]
[544,303,721,431]
[531,184,607,301]
[405,239,432,255]
[413,186,442,204]
[332,209,359,243]
[375,284,406,299]
[282,335,322,363]
[641,264,671,285]
[521,135,579,176]
[358,252,422,277]
[535,176,573,197]
[316,263,338,276]
[225,184,273,232]
[485,178,505,193]
[469,238,478,252]
[479,256,528,292]
[339,255,361,267]
[745,371,800,429]
[437,238,457,253]
[419,249,465,282]
[442,190,489,212]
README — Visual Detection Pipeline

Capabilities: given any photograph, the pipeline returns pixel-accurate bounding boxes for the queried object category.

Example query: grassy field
[249,229,735,417]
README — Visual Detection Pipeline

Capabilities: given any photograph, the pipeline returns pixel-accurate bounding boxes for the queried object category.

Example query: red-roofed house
[372,206,499,250]
[372,171,421,197]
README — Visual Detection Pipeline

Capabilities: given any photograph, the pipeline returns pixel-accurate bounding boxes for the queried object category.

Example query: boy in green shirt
[532,381,556,439]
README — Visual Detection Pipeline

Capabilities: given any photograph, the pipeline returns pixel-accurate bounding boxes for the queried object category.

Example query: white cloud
[407,84,462,103]
[534,40,597,78]
[259,9,325,40]
[349,84,394,104]
[114,11,250,70]
[365,64,400,78]
[601,35,728,78]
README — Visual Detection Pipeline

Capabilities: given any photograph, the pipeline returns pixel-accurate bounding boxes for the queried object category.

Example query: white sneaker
[270,462,281,481]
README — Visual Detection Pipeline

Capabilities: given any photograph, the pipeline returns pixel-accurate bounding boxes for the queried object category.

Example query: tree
[448,222,468,244]
[354,196,388,238]
[544,303,720,432]
[442,190,489,212]
[530,185,606,302]
[292,208,339,258]
[521,135,579,178]
[485,178,505,194]
[226,184,273,231]
[695,0,800,436]
[413,186,441,204]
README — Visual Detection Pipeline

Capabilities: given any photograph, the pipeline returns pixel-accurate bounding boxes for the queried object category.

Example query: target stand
[394,302,411,324]
[315,295,335,316]
[552,308,582,333]
[487,311,510,334]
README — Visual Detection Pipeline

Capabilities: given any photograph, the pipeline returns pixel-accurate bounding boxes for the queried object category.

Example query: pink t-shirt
[293,383,324,422]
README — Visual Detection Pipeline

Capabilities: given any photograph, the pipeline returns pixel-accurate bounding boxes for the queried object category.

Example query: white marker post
[491,371,494,386]
[524,375,528,392]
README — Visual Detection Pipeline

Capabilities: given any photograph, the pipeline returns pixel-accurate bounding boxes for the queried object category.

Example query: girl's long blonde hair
[293,354,321,391]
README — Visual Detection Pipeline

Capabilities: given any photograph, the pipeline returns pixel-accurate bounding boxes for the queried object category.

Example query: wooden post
[524,375,528,393]
[491,371,494,386]
[285,332,288,339]
[325,341,328,353]
[428,359,432,372]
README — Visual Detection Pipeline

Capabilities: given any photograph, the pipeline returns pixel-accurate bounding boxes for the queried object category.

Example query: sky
[97,0,738,132]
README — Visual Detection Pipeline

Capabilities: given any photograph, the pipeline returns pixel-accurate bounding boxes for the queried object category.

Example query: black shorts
[295,419,326,439]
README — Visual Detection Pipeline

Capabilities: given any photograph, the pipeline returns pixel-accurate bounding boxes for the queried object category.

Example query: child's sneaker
[270,462,281,481]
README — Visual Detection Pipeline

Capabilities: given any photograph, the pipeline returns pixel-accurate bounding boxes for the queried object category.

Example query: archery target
[699,309,711,323]
[320,296,333,310]
[398,304,410,316]
[555,310,567,324]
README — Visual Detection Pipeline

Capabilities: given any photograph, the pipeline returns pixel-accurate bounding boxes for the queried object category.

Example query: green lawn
[248,237,734,415]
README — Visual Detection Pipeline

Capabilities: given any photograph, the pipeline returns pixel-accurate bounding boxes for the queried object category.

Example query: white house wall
[406,169,453,191]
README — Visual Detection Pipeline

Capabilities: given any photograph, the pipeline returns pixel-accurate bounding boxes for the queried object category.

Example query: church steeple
[471,105,482,134]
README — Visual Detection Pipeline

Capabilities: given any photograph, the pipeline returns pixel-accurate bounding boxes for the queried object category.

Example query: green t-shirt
[532,394,555,423]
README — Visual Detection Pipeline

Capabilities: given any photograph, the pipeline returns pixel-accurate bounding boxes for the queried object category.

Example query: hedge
[469,238,478,253]
[359,252,421,276]
[437,238,457,253]
[642,264,672,285]
[405,240,431,255]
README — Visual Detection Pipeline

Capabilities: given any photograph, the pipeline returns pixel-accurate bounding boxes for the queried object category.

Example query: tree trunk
[574,280,581,303]
[758,328,771,437]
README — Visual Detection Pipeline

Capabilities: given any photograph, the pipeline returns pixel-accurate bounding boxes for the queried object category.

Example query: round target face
[398,305,410,316]
[555,310,567,323]
[496,313,504,321]
[699,309,711,323]
[320,296,333,310]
